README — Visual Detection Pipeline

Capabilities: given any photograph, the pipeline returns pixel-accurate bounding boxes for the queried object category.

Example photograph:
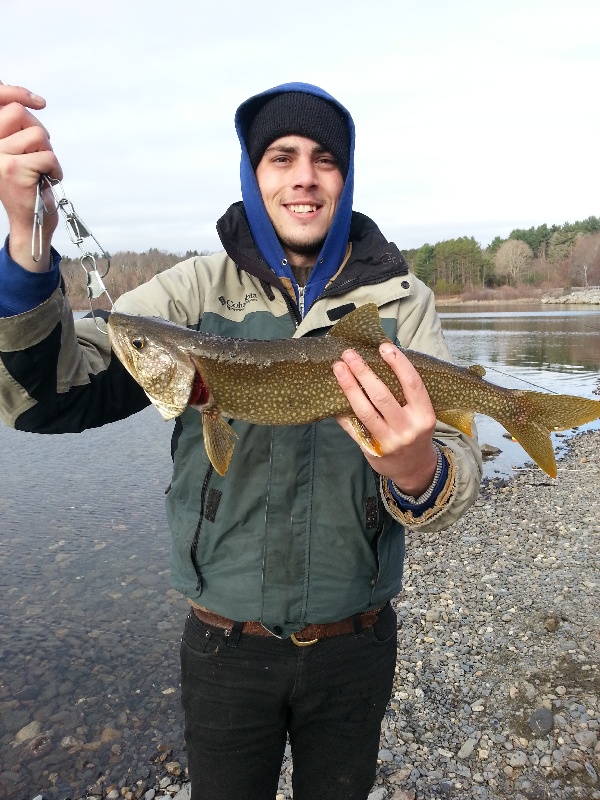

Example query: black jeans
[180,602,397,800]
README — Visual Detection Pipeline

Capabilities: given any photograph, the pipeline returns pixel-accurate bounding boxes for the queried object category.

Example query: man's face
[255,135,344,266]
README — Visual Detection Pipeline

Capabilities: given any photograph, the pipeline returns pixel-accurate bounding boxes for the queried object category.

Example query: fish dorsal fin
[327,303,390,348]
[468,364,487,378]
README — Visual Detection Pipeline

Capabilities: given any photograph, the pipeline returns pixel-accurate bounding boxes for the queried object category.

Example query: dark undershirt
[290,264,313,287]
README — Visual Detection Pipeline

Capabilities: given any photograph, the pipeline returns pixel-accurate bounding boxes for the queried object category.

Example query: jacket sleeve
[0,285,150,432]
[0,239,61,317]
[0,255,207,433]
[380,277,482,532]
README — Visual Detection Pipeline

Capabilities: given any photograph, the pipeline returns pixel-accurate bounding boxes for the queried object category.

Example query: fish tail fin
[501,392,600,479]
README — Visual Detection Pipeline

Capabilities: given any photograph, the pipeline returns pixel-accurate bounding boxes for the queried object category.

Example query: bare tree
[494,239,533,286]
[568,231,600,286]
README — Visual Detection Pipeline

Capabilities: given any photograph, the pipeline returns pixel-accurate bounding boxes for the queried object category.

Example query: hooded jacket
[0,84,482,637]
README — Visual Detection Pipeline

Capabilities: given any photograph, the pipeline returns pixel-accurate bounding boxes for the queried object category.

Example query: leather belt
[191,605,385,646]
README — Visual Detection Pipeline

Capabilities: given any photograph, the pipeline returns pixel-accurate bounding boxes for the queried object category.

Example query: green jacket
[0,206,481,637]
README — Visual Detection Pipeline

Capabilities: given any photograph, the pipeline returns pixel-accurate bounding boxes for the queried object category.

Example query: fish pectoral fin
[436,409,475,437]
[327,303,390,348]
[202,412,239,476]
[350,416,383,457]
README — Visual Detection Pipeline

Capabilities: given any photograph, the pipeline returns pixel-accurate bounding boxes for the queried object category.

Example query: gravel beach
[22,430,600,800]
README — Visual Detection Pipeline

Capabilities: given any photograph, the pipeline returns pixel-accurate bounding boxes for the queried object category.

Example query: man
[0,81,482,800]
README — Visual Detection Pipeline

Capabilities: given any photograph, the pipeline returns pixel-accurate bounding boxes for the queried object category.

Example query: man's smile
[286,204,319,214]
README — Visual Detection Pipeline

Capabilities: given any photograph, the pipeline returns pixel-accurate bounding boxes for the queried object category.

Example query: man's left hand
[333,342,438,497]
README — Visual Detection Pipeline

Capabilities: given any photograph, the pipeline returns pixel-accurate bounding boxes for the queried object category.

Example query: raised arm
[0,81,63,271]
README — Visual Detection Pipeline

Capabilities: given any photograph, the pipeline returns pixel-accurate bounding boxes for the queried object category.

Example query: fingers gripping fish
[106,304,600,478]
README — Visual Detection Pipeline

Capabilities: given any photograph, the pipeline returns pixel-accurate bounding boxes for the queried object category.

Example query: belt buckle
[290,632,319,647]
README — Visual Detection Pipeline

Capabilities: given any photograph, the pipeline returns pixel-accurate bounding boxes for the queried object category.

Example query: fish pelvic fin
[202,412,239,476]
[500,392,600,479]
[436,409,475,438]
[350,415,383,457]
[327,303,390,348]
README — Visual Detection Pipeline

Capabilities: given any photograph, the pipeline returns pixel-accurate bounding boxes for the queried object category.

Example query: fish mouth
[147,396,183,421]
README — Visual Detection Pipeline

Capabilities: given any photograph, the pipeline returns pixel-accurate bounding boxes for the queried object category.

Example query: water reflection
[439,306,600,478]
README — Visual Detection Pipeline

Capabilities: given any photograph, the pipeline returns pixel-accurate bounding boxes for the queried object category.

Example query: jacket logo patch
[218,293,258,312]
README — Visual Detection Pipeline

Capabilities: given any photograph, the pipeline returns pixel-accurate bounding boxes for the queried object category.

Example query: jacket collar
[216,202,408,305]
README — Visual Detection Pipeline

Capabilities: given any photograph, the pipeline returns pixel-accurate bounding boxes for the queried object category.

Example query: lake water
[1,305,599,798]
[438,304,600,478]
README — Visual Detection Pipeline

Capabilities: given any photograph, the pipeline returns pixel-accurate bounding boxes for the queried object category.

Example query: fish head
[107,312,198,420]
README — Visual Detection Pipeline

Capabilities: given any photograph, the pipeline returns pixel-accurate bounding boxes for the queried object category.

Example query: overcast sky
[2,0,599,260]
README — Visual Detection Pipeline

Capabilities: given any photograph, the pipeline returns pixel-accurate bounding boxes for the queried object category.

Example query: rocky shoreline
[376,429,600,800]
[21,431,600,800]
[541,288,600,305]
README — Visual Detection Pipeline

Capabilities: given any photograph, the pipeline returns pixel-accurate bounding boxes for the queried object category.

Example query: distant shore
[72,287,600,315]
[436,287,600,307]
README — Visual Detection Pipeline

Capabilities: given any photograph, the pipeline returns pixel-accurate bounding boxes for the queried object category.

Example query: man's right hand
[0,81,63,271]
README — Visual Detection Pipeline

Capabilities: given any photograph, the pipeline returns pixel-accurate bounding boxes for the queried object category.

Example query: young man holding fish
[0,81,483,799]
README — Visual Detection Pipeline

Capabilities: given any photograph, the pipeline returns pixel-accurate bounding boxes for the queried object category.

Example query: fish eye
[131,336,146,350]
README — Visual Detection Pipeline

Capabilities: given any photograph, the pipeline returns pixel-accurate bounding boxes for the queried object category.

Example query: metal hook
[32,175,113,333]
[80,252,113,332]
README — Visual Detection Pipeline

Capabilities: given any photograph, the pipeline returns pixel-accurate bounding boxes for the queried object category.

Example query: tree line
[60,216,600,309]
[404,216,600,296]
[60,248,213,310]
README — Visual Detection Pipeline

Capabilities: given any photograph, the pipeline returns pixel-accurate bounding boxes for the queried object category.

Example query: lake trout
[106,303,600,478]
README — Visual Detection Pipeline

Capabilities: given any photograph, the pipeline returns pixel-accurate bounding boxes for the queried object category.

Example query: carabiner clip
[31,176,61,262]
[33,175,113,333]
[81,252,113,303]
[31,189,44,263]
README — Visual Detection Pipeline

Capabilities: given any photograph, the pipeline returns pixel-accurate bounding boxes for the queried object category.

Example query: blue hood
[235,82,355,316]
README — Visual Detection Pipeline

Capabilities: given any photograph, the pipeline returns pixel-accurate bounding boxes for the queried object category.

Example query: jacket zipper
[190,464,215,591]
[298,286,305,319]
[282,291,301,327]
[370,468,386,578]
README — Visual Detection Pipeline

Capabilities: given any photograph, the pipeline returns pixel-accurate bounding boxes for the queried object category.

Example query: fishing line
[457,360,600,396]
[443,308,600,394]
[470,364,562,394]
